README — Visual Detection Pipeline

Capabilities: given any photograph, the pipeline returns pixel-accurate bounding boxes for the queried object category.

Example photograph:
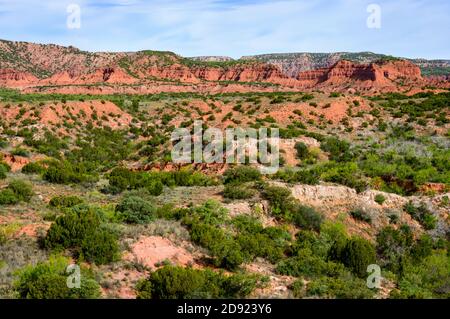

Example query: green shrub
[376,225,413,274]
[43,161,93,185]
[262,185,295,217]
[334,237,377,278]
[291,205,324,231]
[0,164,7,179]
[320,137,353,162]
[232,216,290,263]
[350,209,372,224]
[189,222,244,270]
[44,205,102,250]
[44,205,119,265]
[8,180,33,202]
[21,162,45,174]
[294,142,309,160]
[321,162,367,193]
[306,274,374,299]
[223,166,261,184]
[410,234,434,262]
[391,251,450,299]
[49,195,84,208]
[80,229,120,265]
[0,189,18,205]
[404,202,437,230]
[115,196,156,224]
[136,265,262,299]
[374,194,386,205]
[107,167,214,194]
[223,183,256,199]
[290,280,305,298]
[11,148,29,157]
[276,248,345,278]
[0,180,33,205]
[14,256,101,299]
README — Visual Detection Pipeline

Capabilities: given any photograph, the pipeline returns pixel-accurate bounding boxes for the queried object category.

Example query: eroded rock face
[0,69,39,86]
[296,59,423,89]
[0,39,446,94]
[273,181,448,240]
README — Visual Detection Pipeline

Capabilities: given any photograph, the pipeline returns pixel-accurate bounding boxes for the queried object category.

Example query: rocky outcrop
[0,69,39,86]
[296,59,423,89]
[0,39,446,93]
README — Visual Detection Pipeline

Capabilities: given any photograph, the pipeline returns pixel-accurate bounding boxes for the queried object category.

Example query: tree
[291,205,324,231]
[115,196,156,224]
[223,166,261,184]
[136,265,261,299]
[44,205,101,249]
[80,229,120,265]
[294,142,309,160]
[14,256,101,299]
[340,238,376,278]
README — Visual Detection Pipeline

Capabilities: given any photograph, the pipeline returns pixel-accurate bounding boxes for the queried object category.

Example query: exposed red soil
[123,236,200,270]
[2,40,447,95]
[0,100,133,129]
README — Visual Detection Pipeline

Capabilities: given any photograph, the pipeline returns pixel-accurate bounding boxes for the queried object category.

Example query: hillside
[243,52,450,77]
[0,39,449,301]
[1,40,449,97]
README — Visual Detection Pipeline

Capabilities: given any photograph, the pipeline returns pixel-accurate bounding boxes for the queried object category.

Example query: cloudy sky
[0,0,448,59]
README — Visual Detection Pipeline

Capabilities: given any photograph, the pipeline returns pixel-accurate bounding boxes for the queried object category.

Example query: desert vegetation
[0,86,448,300]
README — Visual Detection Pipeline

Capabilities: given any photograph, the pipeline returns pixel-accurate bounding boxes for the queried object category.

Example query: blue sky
[0,0,449,59]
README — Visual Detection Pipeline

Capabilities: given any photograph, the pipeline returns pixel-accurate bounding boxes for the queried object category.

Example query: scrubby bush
[262,185,295,217]
[0,180,33,205]
[321,162,367,193]
[404,202,437,230]
[14,256,101,299]
[350,209,372,224]
[290,280,305,298]
[391,251,450,299]
[376,225,413,274]
[11,148,29,157]
[233,216,290,263]
[107,167,215,194]
[291,205,324,231]
[7,180,34,202]
[320,137,353,162]
[334,238,377,278]
[44,205,119,265]
[43,161,94,185]
[21,162,45,174]
[294,142,309,160]
[0,189,18,205]
[223,183,256,200]
[306,273,374,299]
[273,167,320,185]
[276,248,345,278]
[189,222,244,270]
[115,196,156,224]
[80,229,120,265]
[136,265,262,299]
[49,195,84,208]
[0,164,7,180]
[44,205,101,250]
[374,194,386,205]
[223,166,261,184]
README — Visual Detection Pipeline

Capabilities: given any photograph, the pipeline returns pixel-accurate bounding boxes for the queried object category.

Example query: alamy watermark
[67,4,81,29]
[367,4,381,29]
[171,121,280,174]
[66,264,81,289]
[367,264,382,289]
